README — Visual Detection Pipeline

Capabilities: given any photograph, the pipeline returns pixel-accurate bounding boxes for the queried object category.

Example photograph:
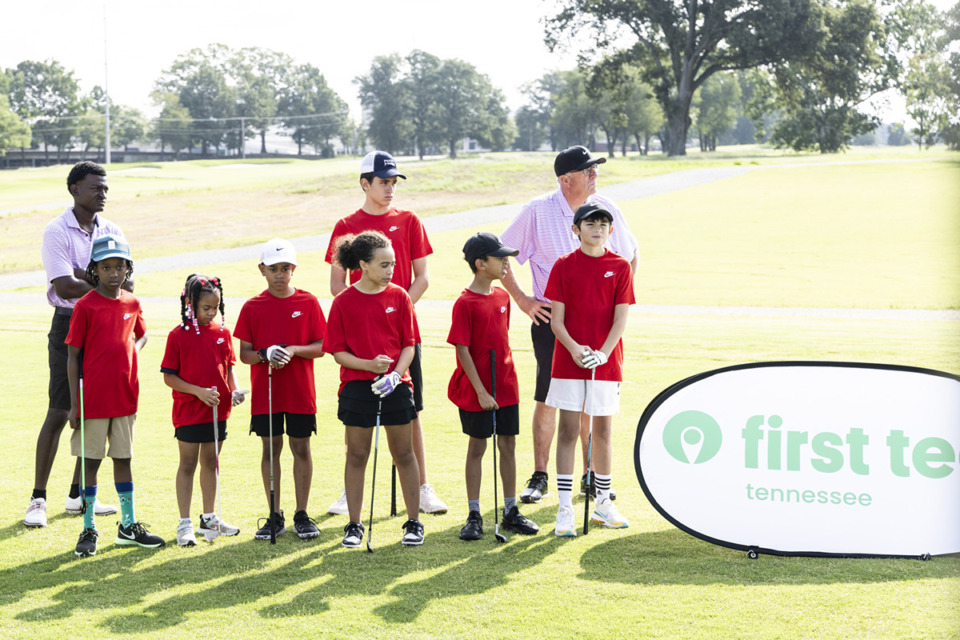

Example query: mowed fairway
[1,149,958,639]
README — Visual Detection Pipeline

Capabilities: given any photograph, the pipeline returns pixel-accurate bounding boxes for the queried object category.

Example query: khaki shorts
[545,379,621,417]
[71,414,136,460]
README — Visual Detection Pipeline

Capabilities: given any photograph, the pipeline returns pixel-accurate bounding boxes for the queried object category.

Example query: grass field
[1,147,958,639]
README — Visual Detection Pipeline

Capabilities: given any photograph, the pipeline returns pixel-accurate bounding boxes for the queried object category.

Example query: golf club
[79,368,86,527]
[391,464,397,517]
[583,366,596,536]
[490,349,506,543]
[268,367,276,545]
[367,397,383,553]
[204,387,221,542]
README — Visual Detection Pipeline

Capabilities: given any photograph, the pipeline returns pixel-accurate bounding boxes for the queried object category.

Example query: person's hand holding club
[264,344,291,368]
[231,389,248,406]
[371,371,402,398]
[581,349,607,370]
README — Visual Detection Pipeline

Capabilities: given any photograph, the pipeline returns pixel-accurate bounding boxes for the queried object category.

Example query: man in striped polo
[499,146,638,505]
[24,161,129,527]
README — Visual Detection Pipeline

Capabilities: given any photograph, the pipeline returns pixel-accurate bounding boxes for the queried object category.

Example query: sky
[1,0,955,125]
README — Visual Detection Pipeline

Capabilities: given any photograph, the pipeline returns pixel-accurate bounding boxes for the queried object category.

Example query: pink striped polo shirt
[42,207,126,308]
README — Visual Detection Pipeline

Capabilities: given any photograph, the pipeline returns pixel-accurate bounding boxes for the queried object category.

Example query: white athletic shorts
[545,378,620,417]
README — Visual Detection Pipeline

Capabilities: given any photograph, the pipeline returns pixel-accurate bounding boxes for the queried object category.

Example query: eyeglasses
[577,165,599,177]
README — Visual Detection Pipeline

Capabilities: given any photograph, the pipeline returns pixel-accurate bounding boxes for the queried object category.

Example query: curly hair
[334,231,392,271]
[67,161,106,194]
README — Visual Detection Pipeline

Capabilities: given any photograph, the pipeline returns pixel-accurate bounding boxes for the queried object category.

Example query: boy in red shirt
[543,204,636,536]
[324,150,447,515]
[448,232,539,540]
[66,234,164,557]
[234,239,326,541]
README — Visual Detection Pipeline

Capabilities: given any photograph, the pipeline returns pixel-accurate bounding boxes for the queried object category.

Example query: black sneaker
[342,521,364,548]
[75,527,98,557]
[502,506,540,535]
[520,471,549,503]
[401,519,425,546]
[115,522,166,548]
[459,511,483,540]
[293,510,320,540]
[254,511,286,541]
[580,472,616,501]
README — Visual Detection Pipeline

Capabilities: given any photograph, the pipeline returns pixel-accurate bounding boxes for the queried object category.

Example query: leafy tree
[112,105,145,150]
[887,121,912,145]
[942,1,960,150]
[693,72,741,151]
[279,63,349,156]
[514,104,549,151]
[356,54,412,154]
[546,0,819,156]
[550,69,602,149]
[591,62,663,156]
[432,58,504,158]
[6,59,84,162]
[515,72,563,150]
[231,47,291,154]
[404,50,442,159]
[77,86,106,158]
[0,73,30,156]
[150,91,192,158]
[476,86,516,152]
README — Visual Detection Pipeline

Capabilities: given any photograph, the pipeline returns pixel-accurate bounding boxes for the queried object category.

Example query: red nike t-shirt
[446,287,519,411]
[233,289,326,415]
[323,284,418,395]
[543,248,635,382]
[160,321,237,427]
[65,289,146,419]
[324,208,433,291]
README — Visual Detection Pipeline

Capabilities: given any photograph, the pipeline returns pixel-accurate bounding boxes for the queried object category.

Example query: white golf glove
[265,345,291,365]
[231,389,248,406]
[581,349,608,369]
[371,371,402,398]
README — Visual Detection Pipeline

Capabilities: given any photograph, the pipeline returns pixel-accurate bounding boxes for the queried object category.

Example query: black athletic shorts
[408,343,424,412]
[531,319,555,403]
[338,379,417,428]
[175,420,227,443]
[249,413,316,438]
[459,404,520,439]
[48,311,72,411]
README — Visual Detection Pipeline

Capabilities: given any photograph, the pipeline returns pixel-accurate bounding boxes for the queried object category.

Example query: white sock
[594,473,612,504]
[557,474,574,509]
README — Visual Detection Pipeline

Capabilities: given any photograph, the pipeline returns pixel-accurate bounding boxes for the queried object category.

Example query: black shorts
[48,312,72,411]
[338,379,418,428]
[175,421,227,443]
[459,404,520,438]
[531,319,555,403]
[408,343,424,412]
[249,413,316,438]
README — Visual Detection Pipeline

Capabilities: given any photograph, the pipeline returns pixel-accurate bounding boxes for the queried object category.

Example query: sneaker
[419,484,448,514]
[591,498,629,529]
[177,520,197,547]
[401,519,425,546]
[342,521,364,548]
[580,472,616,501]
[75,527,98,557]
[520,471,549,504]
[198,513,240,538]
[554,505,577,537]
[116,522,166,548]
[327,489,349,515]
[65,495,118,516]
[24,497,47,527]
[293,510,320,540]
[254,511,286,541]
[459,511,483,540]
[502,506,539,535]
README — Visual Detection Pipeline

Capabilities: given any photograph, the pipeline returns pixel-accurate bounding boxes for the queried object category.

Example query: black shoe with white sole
[502,506,540,535]
[254,511,286,541]
[293,510,320,540]
[459,511,483,540]
[342,521,364,548]
[115,522,165,548]
[75,527,98,557]
[401,519,425,546]
[520,471,549,503]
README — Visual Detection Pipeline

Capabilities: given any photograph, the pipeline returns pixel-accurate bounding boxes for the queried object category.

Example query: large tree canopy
[546,0,819,155]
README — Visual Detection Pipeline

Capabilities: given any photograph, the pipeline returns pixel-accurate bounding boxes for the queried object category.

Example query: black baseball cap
[361,150,406,179]
[463,232,519,263]
[554,145,606,177]
[573,203,613,225]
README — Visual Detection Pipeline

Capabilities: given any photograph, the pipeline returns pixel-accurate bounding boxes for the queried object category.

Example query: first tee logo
[663,410,722,464]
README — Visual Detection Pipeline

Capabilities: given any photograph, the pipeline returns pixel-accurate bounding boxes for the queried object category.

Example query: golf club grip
[489,349,496,400]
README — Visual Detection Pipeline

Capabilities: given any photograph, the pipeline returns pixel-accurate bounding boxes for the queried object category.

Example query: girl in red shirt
[324,231,425,547]
[161,274,244,546]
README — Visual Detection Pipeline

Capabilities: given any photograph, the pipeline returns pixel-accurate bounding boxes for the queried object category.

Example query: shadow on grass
[577,528,960,586]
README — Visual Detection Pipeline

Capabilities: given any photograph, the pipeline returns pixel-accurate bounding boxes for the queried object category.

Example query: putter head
[366,539,373,553]
[494,526,507,543]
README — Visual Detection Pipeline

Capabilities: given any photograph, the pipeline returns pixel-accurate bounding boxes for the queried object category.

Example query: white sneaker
[65,495,118,516]
[24,498,47,527]
[327,489,349,515]
[555,505,577,537]
[198,513,240,537]
[176,520,197,547]
[419,483,448,514]
[591,498,629,529]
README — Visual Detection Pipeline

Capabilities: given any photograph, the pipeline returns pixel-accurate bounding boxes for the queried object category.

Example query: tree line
[2,0,958,161]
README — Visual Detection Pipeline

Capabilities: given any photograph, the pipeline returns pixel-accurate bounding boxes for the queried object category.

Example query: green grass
[1,148,959,639]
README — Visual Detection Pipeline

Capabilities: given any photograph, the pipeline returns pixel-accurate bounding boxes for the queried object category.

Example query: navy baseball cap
[361,150,406,179]
[573,203,613,225]
[90,234,131,262]
[554,145,606,177]
[463,232,519,263]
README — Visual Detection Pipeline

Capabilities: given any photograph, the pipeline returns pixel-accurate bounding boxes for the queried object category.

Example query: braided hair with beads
[180,273,226,334]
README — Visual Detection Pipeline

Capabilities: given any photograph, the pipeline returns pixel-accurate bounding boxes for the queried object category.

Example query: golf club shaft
[490,349,503,541]
[79,373,85,520]
[368,399,382,552]
[213,387,220,531]
[583,367,595,535]
[268,367,275,545]
[391,464,397,516]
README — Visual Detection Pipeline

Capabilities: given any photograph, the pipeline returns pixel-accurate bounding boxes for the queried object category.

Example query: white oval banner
[634,362,960,557]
